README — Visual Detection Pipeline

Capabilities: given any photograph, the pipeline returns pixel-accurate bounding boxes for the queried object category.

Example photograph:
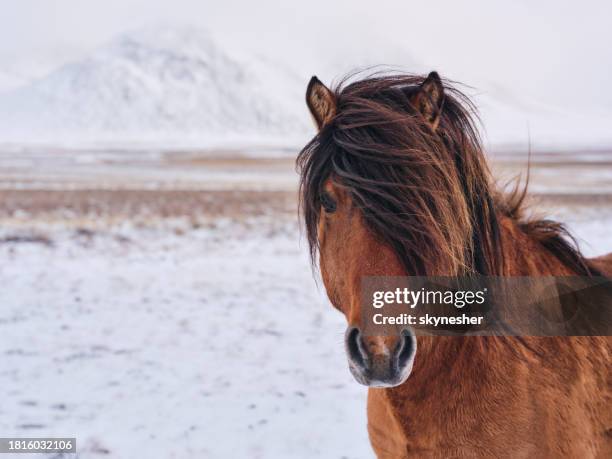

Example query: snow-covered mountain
[0,27,310,147]
[0,24,611,151]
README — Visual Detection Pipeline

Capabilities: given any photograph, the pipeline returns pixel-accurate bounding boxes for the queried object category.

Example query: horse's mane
[297,72,598,276]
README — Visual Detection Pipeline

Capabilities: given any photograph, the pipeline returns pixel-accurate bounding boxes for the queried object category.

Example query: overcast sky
[2,0,611,110]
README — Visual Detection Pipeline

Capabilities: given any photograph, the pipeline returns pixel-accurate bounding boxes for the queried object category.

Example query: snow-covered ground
[1,206,611,459]
[0,216,370,459]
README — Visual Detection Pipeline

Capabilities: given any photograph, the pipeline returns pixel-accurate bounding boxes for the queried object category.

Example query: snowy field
[0,150,611,459]
[1,214,369,459]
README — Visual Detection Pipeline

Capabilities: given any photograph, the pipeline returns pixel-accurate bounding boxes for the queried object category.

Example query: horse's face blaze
[318,180,417,388]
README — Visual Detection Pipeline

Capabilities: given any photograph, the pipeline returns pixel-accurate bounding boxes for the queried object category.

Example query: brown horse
[298,71,611,458]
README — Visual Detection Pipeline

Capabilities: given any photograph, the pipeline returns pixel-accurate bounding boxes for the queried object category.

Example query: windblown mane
[297,72,598,276]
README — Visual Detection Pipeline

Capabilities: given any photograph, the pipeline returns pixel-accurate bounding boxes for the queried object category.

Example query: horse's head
[299,72,500,387]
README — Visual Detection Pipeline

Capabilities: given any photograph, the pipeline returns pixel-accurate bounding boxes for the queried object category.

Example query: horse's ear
[306,76,336,130]
[411,71,444,131]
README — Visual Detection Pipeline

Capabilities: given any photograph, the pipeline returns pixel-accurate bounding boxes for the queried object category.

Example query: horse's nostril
[346,327,367,368]
[396,328,416,369]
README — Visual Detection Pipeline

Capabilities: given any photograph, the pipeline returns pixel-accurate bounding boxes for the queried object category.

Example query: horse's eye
[320,192,337,213]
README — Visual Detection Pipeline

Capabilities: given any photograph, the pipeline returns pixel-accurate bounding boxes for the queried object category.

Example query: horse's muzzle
[345,326,416,388]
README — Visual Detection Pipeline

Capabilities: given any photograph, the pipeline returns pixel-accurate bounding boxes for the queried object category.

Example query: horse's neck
[381,215,577,417]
